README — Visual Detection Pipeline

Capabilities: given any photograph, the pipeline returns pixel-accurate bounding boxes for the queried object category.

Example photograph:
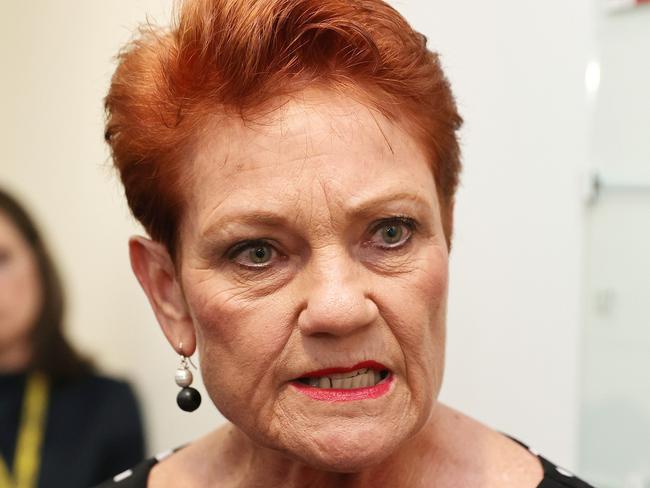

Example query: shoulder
[48,373,144,450]
[51,373,135,400]
[51,374,140,414]
[147,427,237,487]
[92,456,159,488]
[439,409,544,488]
[50,374,140,424]
[431,405,595,488]
[510,439,596,488]
[93,441,221,488]
[46,373,146,485]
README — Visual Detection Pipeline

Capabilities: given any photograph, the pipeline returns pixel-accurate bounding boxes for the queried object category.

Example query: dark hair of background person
[0,188,92,381]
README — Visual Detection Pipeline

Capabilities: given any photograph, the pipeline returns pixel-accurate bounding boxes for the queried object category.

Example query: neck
[0,338,33,373]
[219,404,455,488]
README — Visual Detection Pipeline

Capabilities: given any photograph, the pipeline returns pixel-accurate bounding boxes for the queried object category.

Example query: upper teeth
[304,368,383,389]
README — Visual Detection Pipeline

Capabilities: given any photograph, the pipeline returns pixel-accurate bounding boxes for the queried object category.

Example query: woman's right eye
[227,241,277,269]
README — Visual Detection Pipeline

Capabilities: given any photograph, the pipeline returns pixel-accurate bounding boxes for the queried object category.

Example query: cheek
[378,248,448,389]
[185,279,293,412]
[415,252,448,371]
[0,259,42,340]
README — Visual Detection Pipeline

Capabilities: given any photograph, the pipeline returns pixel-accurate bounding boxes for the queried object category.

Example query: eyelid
[369,215,418,233]
[225,239,279,269]
[225,239,268,260]
[366,216,417,248]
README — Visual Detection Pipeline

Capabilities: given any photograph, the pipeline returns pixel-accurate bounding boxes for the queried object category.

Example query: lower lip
[291,374,393,402]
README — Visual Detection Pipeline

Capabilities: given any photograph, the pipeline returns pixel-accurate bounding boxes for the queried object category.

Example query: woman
[0,189,145,488]
[100,0,594,486]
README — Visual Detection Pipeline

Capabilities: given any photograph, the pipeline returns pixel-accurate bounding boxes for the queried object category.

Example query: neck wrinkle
[226,406,447,488]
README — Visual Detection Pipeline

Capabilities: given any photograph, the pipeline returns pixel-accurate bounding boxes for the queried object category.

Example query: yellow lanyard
[0,372,49,488]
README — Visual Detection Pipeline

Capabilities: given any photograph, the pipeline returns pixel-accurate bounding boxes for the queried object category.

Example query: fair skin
[0,211,41,372]
[130,90,543,487]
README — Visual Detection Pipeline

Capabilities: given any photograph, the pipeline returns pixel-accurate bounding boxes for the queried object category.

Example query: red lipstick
[291,360,393,402]
[299,360,387,378]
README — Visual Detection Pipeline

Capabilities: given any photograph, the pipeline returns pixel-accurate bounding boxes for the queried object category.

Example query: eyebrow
[348,192,432,218]
[200,191,433,239]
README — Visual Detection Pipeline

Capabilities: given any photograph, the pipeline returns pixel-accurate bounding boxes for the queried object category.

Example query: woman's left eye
[227,241,278,268]
[368,218,415,249]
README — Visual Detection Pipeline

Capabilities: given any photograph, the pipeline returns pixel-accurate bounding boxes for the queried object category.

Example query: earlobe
[128,236,196,355]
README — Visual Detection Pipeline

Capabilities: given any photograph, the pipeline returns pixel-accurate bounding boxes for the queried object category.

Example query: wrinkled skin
[179,90,448,470]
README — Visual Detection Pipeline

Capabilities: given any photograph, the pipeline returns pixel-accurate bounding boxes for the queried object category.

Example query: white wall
[0,0,596,470]
[579,4,650,486]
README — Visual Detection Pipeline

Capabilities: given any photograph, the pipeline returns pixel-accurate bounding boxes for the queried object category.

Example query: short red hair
[105,0,462,254]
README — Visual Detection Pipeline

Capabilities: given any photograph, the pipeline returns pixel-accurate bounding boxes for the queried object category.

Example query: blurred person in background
[0,188,145,488]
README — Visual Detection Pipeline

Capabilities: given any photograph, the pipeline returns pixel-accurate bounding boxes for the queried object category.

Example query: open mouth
[295,367,390,389]
[290,360,393,401]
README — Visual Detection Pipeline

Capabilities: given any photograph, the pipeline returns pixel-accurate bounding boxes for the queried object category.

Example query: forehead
[184,90,437,233]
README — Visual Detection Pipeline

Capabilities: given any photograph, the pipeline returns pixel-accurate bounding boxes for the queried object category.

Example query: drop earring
[175,343,201,412]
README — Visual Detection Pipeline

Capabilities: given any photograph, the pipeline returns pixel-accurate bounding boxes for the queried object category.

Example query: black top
[95,438,596,488]
[0,372,145,488]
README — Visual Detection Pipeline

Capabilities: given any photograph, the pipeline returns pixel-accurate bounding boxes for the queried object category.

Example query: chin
[290,423,410,473]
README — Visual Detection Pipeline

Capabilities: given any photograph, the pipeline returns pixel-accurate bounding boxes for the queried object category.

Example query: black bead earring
[175,343,201,412]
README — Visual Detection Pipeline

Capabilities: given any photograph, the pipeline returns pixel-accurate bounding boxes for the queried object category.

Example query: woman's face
[0,211,41,355]
[178,90,449,470]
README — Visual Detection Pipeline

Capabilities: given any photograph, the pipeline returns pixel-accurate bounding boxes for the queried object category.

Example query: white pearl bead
[175,368,193,387]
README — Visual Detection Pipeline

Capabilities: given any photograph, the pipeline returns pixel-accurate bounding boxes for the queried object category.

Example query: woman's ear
[128,236,196,355]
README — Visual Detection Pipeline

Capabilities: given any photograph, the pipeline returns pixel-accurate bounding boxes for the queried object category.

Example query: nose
[297,248,379,337]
